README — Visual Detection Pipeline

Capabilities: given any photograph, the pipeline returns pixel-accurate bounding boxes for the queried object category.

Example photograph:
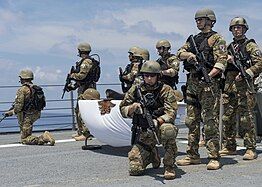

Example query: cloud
[0,58,17,69]
[33,66,63,83]
[0,8,24,35]
[0,1,262,86]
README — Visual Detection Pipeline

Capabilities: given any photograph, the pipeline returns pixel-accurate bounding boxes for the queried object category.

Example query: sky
[0,0,262,100]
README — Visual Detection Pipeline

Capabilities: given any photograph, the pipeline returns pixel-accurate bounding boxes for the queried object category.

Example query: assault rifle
[189,35,212,84]
[0,104,15,123]
[136,85,160,145]
[229,43,255,93]
[188,35,214,96]
[119,67,128,93]
[0,115,7,123]
[61,66,75,99]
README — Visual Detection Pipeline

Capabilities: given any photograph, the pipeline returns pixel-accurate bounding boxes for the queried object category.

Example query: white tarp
[79,100,186,147]
[79,100,132,147]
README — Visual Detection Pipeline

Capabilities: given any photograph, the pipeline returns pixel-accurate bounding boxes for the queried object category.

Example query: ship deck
[0,125,262,187]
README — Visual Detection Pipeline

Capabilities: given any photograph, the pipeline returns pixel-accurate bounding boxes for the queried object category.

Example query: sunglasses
[195,18,205,22]
[143,74,157,78]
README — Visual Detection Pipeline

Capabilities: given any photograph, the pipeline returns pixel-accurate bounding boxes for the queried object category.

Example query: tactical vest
[226,38,255,72]
[157,53,179,89]
[184,31,217,72]
[75,57,101,85]
[122,61,143,90]
[133,82,164,129]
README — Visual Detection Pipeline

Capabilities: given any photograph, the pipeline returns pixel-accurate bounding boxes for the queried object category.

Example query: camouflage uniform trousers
[17,111,45,145]
[222,71,256,151]
[75,83,96,136]
[185,76,220,159]
[128,123,178,174]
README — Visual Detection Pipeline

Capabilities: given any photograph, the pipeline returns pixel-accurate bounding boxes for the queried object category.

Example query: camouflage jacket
[228,37,262,78]
[177,31,227,72]
[122,61,142,83]
[157,53,180,77]
[119,82,177,123]
[71,58,93,81]
[14,82,37,114]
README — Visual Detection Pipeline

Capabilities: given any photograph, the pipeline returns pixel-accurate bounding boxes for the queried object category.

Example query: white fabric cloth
[79,100,186,147]
[79,100,132,147]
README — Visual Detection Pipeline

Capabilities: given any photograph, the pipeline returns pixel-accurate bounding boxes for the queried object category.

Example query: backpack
[24,85,46,111]
[88,57,101,82]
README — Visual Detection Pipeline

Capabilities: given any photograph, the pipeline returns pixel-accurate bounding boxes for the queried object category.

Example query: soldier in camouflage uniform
[156,39,180,90]
[176,9,227,170]
[120,60,178,180]
[70,43,100,141]
[4,70,55,146]
[220,17,262,160]
[120,46,146,92]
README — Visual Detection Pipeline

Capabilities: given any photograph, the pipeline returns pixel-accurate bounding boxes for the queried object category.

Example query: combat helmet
[229,17,249,31]
[195,8,216,23]
[132,47,144,59]
[82,88,100,100]
[156,39,171,49]
[128,46,140,54]
[140,48,150,60]
[140,60,161,74]
[77,43,91,52]
[19,69,34,80]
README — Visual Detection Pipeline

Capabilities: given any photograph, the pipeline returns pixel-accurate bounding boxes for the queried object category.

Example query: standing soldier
[4,70,55,146]
[220,17,262,160]
[120,46,145,93]
[156,39,180,90]
[106,46,147,100]
[120,60,178,180]
[70,42,100,141]
[176,8,227,170]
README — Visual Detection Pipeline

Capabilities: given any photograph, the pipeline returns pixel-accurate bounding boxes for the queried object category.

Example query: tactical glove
[4,110,14,117]
[128,102,142,116]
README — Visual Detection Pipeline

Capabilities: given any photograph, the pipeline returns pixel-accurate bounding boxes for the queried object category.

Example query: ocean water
[0,112,74,133]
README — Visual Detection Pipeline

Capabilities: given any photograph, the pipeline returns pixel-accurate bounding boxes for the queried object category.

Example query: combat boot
[219,148,237,156]
[176,156,201,166]
[207,159,221,170]
[151,148,161,169]
[71,133,80,138]
[164,166,176,180]
[129,165,144,176]
[243,149,257,160]
[43,131,55,146]
[74,134,86,141]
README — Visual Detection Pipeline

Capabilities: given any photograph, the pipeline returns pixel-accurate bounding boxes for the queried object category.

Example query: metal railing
[0,84,77,133]
[0,82,187,134]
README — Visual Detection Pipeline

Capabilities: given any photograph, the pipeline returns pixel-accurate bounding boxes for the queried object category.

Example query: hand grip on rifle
[188,35,212,84]
[136,85,160,145]
[229,44,254,93]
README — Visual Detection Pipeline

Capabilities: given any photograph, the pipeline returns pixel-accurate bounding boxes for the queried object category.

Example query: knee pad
[160,123,178,141]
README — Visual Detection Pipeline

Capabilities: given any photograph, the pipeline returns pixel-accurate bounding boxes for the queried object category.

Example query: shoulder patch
[80,63,87,69]
[219,45,226,52]
[255,49,262,57]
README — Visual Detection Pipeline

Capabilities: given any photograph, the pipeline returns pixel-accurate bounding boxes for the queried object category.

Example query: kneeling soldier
[120,60,178,180]
[4,70,55,146]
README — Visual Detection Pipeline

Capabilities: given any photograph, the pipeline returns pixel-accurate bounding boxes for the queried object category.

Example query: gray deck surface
[0,125,262,187]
